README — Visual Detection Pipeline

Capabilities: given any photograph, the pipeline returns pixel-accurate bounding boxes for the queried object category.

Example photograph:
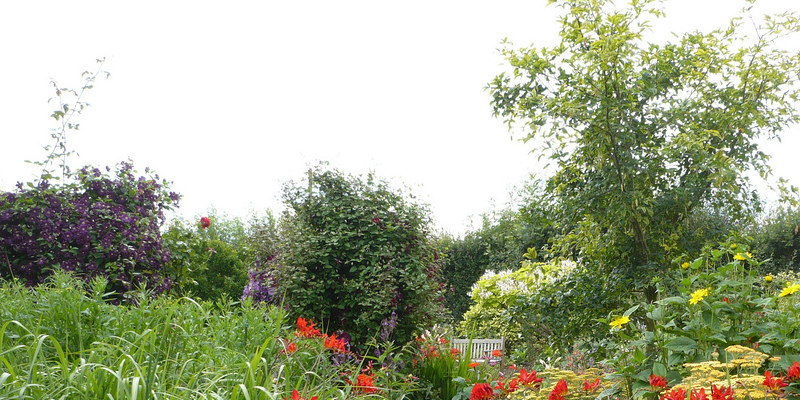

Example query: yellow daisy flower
[609,315,630,329]
[681,262,689,270]
[779,283,800,297]
[765,275,773,282]
[689,288,710,305]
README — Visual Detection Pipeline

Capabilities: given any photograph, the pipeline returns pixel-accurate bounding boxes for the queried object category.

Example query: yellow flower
[779,283,800,297]
[609,315,630,329]
[765,275,773,282]
[689,288,710,305]
[681,262,689,270]
[733,252,751,261]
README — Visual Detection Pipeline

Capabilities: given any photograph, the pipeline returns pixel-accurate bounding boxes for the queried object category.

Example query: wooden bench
[451,338,505,362]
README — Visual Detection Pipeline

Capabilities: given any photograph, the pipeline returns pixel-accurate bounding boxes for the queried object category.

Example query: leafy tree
[162,211,250,301]
[749,206,800,274]
[276,166,446,346]
[488,0,800,311]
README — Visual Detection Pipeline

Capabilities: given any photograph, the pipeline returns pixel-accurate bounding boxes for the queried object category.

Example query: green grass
[0,271,389,399]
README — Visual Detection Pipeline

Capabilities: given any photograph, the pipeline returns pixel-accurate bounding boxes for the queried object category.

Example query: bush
[275,166,447,346]
[162,212,250,301]
[0,162,179,297]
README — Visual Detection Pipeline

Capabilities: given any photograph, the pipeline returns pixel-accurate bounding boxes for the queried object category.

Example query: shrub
[162,212,250,301]
[275,166,447,346]
[0,162,179,297]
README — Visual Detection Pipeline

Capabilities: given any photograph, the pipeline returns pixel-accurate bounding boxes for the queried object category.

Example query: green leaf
[664,337,698,353]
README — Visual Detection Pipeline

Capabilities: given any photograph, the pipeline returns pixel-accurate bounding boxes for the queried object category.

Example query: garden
[3,0,800,399]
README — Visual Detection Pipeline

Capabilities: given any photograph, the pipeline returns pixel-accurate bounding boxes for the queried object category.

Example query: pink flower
[200,216,211,229]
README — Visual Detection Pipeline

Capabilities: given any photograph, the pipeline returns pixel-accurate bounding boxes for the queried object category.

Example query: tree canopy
[489,0,800,301]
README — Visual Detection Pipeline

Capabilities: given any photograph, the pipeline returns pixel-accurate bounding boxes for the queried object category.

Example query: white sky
[1,0,799,236]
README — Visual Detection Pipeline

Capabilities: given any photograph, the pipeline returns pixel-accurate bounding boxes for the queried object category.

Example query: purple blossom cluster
[241,258,277,304]
[0,162,180,296]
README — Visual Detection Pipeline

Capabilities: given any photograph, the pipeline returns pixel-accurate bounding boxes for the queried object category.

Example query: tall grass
[0,271,390,399]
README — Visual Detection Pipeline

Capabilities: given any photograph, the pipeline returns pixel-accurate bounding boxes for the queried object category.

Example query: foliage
[405,328,477,400]
[0,271,418,399]
[276,165,447,346]
[162,211,250,301]
[0,162,179,297]
[489,0,800,313]
[440,182,555,322]
[749,206,800,274]
[597,236,800,398]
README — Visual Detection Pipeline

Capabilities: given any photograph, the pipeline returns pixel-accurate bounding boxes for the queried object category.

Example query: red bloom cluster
[353,373,378,394]
[517,368,543,389]
[286,389,317,400]
[583,378,601,393]
[323,333,347,353]
[495,376,519,395]
[295,317,322,338]
[690,387,707,400]
[200,216,211,229]
[450,347,461,358]
[788,361,800,382]
[661,388,686,400]
[470,383,494,400]
[650,374,668,391]
[491,349,503,358]
[763,370,788,394]
[548,379,568,400]
[710,384,734,400]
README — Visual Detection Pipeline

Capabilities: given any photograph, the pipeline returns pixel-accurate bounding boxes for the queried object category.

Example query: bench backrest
[451,338,504,362]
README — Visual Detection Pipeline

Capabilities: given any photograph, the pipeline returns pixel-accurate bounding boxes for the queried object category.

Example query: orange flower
[450,347,461,358]
[353,373,378,394]
[295,317,322,338]
[286,389,318,400]
[286,342,297,354]
[491,349,503,358]
[323,334,346,353]
[469,362,480,368]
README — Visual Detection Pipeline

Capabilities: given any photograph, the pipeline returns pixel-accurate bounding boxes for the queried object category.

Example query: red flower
[439,337,448,344]
[722,297,731,303]
[468,362,480,368]
[494,377,519,394]
[353,373,378,394]
[509,364,517,370]
[710,384,734,400]
[583,378,601,393]
[649,374,668,391]
[200,217,211,229]
[324,334,347,353]
[690,388,708,400]
[372,216,381,224]
[763,370,788,394]
[491,349,503,358]
[548,379,568,400]
[470,383,494,400]
[660,388,686,400]
[788,361,800,382]
[450,347,461,358]
[517,368,543,389]
[286,342,297,354]
[295,317,322,338]
[286,389,318,400]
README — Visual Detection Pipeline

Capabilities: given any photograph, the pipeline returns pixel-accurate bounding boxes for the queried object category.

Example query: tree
[489,0,800,306]
[275,166,446,346]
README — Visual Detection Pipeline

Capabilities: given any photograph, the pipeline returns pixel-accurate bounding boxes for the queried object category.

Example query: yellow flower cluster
[689,288,710,305]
